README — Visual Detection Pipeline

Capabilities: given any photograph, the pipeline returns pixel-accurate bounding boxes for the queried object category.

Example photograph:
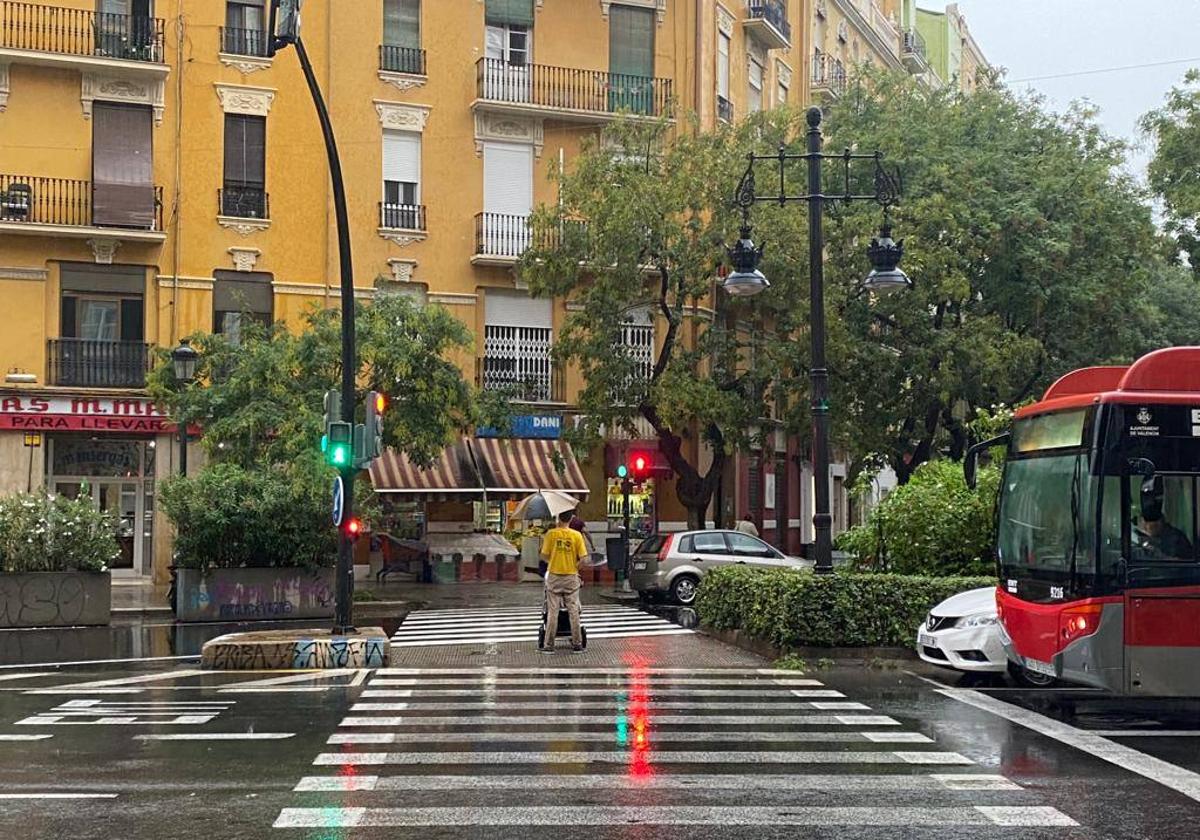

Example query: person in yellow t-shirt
[539,509,588,653]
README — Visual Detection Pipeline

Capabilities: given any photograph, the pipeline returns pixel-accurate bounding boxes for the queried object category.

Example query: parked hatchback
[629,530,810,605]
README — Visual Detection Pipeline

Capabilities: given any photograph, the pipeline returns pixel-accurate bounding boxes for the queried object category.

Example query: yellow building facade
[0,1,985,581]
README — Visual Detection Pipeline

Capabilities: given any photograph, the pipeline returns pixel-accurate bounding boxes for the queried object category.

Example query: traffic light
[325,420,352,468]
[628,451,651,482]
[343,516,363,541]
[364,391,385,462]
[269,0,303,55]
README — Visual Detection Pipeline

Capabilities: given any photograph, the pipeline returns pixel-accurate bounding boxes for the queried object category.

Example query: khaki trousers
[544,572,582,647]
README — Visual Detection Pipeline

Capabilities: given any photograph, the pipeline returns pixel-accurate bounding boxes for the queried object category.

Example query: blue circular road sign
[332,476,345,527]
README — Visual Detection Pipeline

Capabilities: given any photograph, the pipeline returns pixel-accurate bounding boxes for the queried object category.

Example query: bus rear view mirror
[1126,457,1156,479]
[963,433,1011,490]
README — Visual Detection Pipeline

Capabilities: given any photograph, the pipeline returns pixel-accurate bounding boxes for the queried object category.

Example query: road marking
[367,677,826,686]
[0,734,53,741]
[292,772,1016,793]
[373,668,807,675]
[16,699,233,727]
[357,688,842,698]
[392,628,695,647]
[0,673,53,683]
[337,714,901,726]
[273,805,1073,828]
[1087,730,1200,737]
[134,733,296,741]
[349,700,853,712]
[939,687,1200,804]
[0,793,118,800]
[215,671,360,690]
[313,750,973,766]
[326,730,932,744]
[0,655,198,671]
[392,606,695,646]
[35,669,209,692]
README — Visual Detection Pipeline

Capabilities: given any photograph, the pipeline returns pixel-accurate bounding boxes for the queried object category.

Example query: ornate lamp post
[724,106,910,574]
[171,338,200,477]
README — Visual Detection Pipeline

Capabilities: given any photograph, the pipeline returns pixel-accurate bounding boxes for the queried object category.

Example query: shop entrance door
[51,480,143,575]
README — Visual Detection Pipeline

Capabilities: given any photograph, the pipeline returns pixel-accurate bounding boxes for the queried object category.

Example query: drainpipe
[694,0,702,124]
[170,11,185,345]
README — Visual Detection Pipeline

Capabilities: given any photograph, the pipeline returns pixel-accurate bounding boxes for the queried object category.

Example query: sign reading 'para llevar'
[0,395,178,433]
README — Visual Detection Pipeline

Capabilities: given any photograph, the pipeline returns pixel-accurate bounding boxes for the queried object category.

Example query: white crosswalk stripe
[271,666,1081,833]
[391,604,695,647]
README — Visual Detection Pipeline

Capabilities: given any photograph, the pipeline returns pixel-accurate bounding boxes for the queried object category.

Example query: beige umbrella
[509,489,579,521]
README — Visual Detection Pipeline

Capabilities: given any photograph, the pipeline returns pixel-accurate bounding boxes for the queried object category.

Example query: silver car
[628,529,810,605]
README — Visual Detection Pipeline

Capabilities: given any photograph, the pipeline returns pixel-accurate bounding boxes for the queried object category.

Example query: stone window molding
[215,83,276,116]
[375,100,431,132]
[218,217,272,236]
[379,70,427,92]
[82,73,166,126]
[219,54,273,75]
[387,258,418,284]
[776,60,793,88]
[716,4,734,36]
[228,246,262,272]
[600,0,666,24]
[87,237,121,265]
[378,229,427,247]
[474,112,544,158]
[0,266,48,282]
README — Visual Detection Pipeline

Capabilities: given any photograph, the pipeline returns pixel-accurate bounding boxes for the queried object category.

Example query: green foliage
[837,459,1000,576]
[0,492,119,573]
[695,565,994,649]
[772,653,808,671]
[1142,70,1200,277]
[819,69,1172,482]
[160,459,340,573]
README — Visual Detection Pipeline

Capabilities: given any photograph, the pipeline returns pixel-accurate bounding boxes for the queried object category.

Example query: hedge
[695,565,995,649]
[0,491,120,574]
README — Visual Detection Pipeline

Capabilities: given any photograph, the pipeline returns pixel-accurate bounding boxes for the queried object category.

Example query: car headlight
[960,613,998,628]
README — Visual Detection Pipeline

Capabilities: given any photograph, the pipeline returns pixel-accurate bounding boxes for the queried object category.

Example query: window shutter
[61,296,77,338]
[383,130,421,192]
[120,298,144,341]
[92,103,154,227]
[485,289,552,327]
[482,142,532,216]
[485,0,533,27]
[224,115,265,186]
[384,0,420,48]
[609,4,654,78]
[213,270,273,317]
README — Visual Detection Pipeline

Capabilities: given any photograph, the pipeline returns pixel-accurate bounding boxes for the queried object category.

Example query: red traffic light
[344,517,363,540]
[628,452,651,479]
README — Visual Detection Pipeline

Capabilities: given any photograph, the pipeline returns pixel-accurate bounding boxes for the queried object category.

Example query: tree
[1142,70,1200,277]
[817,70,1168,483]
[518,113,809,528]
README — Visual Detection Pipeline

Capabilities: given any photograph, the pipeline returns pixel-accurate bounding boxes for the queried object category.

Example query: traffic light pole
[621,478,632,587]
[296,36,356,633]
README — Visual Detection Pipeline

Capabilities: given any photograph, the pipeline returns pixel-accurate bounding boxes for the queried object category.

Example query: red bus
[966,347,1200,695]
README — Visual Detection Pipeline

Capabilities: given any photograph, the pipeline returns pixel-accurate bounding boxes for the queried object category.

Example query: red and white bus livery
[969,347,1200,695]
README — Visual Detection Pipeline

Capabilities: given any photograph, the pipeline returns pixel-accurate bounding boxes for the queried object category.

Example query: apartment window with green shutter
[609,4,654,114]
[384,0,419,48]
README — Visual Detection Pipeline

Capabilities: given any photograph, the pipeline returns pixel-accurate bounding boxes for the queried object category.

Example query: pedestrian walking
[539,509,588,653]
[735,514,759,538]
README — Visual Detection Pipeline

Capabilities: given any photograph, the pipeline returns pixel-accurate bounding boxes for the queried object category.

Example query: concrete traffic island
[200,627,390,670]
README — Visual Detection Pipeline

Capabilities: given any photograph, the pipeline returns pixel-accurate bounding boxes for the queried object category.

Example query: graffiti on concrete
[0,573,108,628]
[203,636,390,670]
[176,569,335,622]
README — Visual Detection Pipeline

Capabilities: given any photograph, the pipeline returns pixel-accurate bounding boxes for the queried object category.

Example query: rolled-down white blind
[482,141,533,216]
[485,289,552,327]
[383,130,421,185]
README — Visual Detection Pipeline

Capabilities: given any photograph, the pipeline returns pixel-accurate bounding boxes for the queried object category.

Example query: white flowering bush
[0,492,119,574]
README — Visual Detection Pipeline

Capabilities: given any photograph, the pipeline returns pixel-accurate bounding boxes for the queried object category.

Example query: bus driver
[1138,477,1195,560]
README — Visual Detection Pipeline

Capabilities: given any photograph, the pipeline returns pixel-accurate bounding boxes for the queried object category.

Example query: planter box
[175,567,335,623]
[0,571,110,628]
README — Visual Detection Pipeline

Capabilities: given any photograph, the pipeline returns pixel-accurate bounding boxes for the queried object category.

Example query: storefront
[0,392,180,579]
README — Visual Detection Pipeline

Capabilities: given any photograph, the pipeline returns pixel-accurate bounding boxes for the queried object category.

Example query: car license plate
[632,561,647,570]
[917,632,936,648]
[1024,656,1055,677]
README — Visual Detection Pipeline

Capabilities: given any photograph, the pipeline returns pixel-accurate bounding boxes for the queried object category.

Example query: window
[998,453,1091,583]
[383,130,421,228]
[727,532,776,558]
[777,77,789,107]
[213,270,272,344]
[486,23,530,66]
[92,103,154,228]
[748,57,764,113]
[687,532,729,554]
[224,0,266,55]
[384,0,419,47]
[609,4,655,113]
[481,141,533,254]
[96,0,155,58]
[483,291,553,402]
[222,114,267,218]
[717,31,730,100]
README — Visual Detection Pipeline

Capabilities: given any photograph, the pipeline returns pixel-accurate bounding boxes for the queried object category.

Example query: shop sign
[0,395,177,434]
[476,414,562,440]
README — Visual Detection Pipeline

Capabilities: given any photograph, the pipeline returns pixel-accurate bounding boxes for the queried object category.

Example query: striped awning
[472,437,589,499]
[368,439,482,499]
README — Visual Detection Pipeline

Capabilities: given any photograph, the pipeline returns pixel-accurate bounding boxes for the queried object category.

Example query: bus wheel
[1008,661,1056,688]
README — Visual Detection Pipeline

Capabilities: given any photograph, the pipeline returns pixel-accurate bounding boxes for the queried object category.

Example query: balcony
[478,329,565,405]
[811,54,847,101]
[744,1,791,51]
[901,28,928,73]
[219,185,269,220]
[0,1,166,76]
[717,94,734,123]
[220,26,269,58]
[379,202,426,232]
[379,44,425,76]
[474,58,672,122]
[473,212,530,265]
[48,338,151,388]
[0,174,164,241]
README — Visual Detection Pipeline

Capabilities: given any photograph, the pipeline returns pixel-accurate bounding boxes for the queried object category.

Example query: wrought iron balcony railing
[902,27,927,60]
[48,338,151,388]
[0,173,162,230]
[379,202,425,231]
[220,25,268,57]
[0,1,164,62]
[811,53,847,96]
[219,185,269,220]
[747,1,791,44]
[717,94,734,123]
[380,44,425,75]
[476,57,672,118]
[478,330,565,404]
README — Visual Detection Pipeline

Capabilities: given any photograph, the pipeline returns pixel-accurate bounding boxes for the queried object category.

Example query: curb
[201,626,391,670]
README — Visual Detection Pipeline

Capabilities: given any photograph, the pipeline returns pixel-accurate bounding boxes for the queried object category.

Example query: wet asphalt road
[1,603,1199,838]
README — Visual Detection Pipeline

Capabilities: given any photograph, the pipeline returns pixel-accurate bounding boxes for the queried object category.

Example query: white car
[915,587,1007,673]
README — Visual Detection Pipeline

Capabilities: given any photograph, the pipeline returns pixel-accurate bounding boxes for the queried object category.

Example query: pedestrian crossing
[271,666,1080,833]
[390,604,694,647]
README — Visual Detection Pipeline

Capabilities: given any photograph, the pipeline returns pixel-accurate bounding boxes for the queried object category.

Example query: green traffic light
[616,465,628,479]
[320,434,328,453]
[328,443,350,467]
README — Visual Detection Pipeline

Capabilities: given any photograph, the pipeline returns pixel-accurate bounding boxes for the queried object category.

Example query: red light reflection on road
[626,663,654,781]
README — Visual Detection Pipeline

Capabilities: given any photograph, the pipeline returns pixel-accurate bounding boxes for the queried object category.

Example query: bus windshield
[998,452,1093,588]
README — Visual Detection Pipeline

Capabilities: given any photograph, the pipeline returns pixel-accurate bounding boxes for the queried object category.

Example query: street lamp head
[172,338,200,384]
[724,224,770,297]
[863,224,912,295]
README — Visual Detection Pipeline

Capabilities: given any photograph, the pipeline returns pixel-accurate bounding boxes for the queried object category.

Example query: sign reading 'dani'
[0,395,178,433]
